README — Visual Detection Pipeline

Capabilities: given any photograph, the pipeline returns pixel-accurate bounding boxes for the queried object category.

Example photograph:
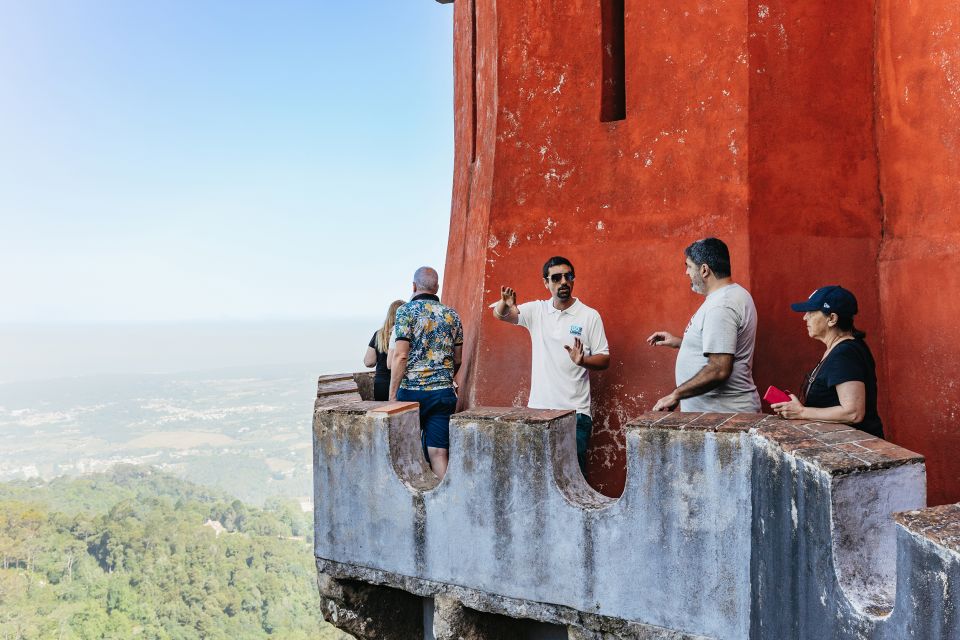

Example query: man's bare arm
[492,286,520,324]
[453,344,463,376]
[652,353,734,411]
[582,353,610,370]
[388,340,411,401]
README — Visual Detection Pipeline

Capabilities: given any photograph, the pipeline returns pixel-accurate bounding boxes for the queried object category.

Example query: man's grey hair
[413,266,440,294]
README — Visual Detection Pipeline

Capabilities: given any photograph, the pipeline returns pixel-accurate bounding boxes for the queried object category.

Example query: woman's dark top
[804,338,884,439]
[369,331,390,401]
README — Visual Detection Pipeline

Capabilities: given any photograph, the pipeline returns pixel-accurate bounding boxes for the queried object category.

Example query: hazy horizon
[0,318,381,385]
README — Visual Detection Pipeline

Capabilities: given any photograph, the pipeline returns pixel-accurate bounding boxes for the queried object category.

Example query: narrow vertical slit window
[470,0,478,162]
[600,0,626,122]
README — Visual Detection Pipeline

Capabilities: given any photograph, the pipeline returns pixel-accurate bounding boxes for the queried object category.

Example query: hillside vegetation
[0,466,350,640]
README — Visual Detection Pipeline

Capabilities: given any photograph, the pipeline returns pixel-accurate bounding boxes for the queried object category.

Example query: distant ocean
[0,318,380,385]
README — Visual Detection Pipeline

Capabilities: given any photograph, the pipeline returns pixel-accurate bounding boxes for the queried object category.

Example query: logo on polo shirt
[569,325,583,336]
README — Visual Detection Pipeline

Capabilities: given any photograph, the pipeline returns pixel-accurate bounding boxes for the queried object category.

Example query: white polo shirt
[517,298,609,417]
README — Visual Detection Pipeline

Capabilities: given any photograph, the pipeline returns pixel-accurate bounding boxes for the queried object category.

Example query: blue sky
[0,1,454,324]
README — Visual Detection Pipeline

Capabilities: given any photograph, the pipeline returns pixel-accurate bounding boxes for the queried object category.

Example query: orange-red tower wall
[442,0,960,503]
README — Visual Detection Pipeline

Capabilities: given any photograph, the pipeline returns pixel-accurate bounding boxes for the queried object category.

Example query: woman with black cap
[770,285,884,439]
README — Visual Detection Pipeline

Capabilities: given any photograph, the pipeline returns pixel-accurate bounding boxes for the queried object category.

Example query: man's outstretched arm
[492,286,520,324]
[646,331,682,348]
[652,352,733,411]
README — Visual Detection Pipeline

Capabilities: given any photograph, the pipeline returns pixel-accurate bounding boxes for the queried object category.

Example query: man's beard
[557,286,571,300]
[690,273,706,295]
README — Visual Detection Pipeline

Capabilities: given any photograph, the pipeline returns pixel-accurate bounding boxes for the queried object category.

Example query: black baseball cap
[790,285,858,316]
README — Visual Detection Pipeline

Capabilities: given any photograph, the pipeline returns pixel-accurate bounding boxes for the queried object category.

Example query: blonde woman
[364,299,405,400]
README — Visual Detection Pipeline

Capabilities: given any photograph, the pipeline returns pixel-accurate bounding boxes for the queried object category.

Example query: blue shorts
[396,387,458,450]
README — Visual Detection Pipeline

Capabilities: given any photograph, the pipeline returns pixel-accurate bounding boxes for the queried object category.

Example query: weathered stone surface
[315,375,364,412]
[569,620,711,640]
[315,392,362,410]
[895,504,960,553]
[433,596,524,640]
[317,379,360,397]
[318,373,354,384]
[317,574,423,640]
[628,411,767,434]
[318,558,710,639]
[313,395,960,639]
[316,406,755,638]
[352,371,376,401]
[749,416,924,476]
[456,406,572,423]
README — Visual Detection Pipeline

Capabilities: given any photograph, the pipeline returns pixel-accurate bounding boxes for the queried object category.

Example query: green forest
[0,466,351,640]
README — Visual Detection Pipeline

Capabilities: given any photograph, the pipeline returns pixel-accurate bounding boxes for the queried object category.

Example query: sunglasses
[548,273,575,283]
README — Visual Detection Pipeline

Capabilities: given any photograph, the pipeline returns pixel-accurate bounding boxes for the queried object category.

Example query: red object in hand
[763,385,791,405]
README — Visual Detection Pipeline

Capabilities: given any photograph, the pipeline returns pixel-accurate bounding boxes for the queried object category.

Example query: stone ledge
[318,400,393,415]
[753,417,924,476]
[315,393,362,409]
[368,401,419,416]
[627,411,924,477]
[627,411,767,433]
[318,378,360,397]
[318,373,354,383]
[895,504,960,554]
[454,406,573,423]
[316,558,712,640]
[318,387,926,479]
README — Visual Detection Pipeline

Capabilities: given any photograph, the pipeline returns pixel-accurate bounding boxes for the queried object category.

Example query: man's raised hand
[501,286,517,307]
[565,337,585,366]
[492,286,520,324]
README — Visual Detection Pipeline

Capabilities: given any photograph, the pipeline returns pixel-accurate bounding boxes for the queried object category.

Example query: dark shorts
[396,387,458,450]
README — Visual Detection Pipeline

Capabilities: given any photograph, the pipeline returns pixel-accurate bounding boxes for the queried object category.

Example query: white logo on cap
[823,303,830,308]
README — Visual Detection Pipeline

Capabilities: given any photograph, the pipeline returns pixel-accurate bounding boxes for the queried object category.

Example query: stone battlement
[313,374,960,639]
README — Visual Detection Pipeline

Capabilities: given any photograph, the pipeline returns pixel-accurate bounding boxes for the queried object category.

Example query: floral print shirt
[394,294,463,390]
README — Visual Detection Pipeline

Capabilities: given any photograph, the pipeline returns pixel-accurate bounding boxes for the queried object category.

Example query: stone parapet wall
[314,374,960,638]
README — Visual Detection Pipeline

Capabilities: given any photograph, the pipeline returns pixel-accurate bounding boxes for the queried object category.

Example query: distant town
[0,366,324,507]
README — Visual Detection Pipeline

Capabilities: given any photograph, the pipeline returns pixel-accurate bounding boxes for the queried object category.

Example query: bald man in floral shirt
[389,266,463,480]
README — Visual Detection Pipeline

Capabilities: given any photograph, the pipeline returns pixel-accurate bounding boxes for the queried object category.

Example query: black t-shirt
[804,339,883,439]
[368,332,390,382]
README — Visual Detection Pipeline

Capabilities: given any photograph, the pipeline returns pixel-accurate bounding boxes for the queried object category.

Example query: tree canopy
[0,466,350,640]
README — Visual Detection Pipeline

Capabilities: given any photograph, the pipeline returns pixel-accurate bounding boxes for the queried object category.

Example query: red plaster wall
[444,0,751,496]
[746,0,883,430]
[440,0,960,503]
[877,0,960,505]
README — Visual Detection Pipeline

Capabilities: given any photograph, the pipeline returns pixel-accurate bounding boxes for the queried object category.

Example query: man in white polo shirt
[492,256,610,473]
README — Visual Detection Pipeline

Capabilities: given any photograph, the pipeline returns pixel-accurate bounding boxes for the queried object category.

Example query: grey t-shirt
[675,283,761,413]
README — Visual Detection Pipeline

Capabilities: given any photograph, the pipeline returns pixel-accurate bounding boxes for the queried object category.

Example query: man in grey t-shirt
[647,238,761,413]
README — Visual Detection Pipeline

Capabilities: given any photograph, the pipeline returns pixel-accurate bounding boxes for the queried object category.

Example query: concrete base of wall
[318,562,710,640]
